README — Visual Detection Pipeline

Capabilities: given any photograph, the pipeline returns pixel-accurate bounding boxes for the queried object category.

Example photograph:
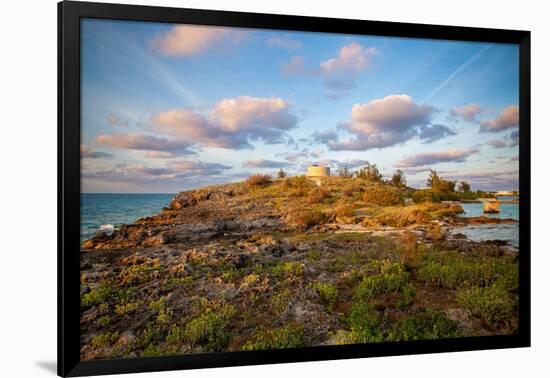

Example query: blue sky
[80,19,519,193]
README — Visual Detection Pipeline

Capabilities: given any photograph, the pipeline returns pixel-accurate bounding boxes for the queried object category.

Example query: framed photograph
[58,1,530,376]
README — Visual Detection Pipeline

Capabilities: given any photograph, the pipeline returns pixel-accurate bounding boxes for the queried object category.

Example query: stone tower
[307,165,330,177]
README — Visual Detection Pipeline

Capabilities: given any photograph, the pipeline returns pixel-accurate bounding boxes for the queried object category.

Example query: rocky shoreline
[80,178,519,360]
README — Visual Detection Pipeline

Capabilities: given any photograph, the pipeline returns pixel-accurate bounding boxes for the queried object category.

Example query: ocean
[452,196,520,248]
[80,193,174,243]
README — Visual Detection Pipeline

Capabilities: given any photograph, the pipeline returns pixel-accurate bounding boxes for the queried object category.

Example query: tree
[390,169,406,188]
[338,166,352,178]
[277,168,286,179]
[356,162,383,182]
[427,170,456,192]
[458,181,471,193]
[427,170,441,189]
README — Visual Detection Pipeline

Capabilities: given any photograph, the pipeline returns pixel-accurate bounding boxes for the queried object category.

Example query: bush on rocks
[362,187,402,206]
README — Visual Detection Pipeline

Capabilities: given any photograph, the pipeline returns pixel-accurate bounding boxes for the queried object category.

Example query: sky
[80,19,520,193]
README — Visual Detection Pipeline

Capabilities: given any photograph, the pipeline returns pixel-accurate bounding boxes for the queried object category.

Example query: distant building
[307,165,330,177]
[495,190,515,196]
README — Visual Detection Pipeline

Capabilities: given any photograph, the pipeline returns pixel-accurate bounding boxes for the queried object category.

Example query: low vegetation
[313,282,339,310]
[457,283,515,326]
[362,186,402,206]
[242,324,306,351]
[246,174,272,189]
[80,166,518,360]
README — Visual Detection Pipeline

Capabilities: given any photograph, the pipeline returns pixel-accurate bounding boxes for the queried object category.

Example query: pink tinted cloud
[150,24,243,56]
[96,133,194,155]
[395,148,478,168]
[107,115,128,127]
[152,96,298,149]
[144,151,178,159]
[325,95,455,150]
[319,43,378,91]
[281,43,378,96]
[242,159,288,168]
[480,105,519,132]
[487,139,508,148]
[449,104,483,123]
[320,43,378,76]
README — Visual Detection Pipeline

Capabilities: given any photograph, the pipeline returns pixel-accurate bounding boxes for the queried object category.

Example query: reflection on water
[451,196,519,249]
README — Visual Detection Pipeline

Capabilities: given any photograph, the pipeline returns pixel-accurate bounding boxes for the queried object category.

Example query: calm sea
[80,193,174,243]
[452,196,519,248]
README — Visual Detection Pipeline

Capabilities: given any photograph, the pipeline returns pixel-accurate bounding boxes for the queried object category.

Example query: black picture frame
[58,1,531,376]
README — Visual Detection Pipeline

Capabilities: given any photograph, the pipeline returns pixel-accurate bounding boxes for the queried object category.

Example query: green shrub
[96,315,111,327]
[242,273,260,286]
[118,263,162,286]
[398,283,417,309]
[412,189,441,203]
[141,344,163,357]
[271,289,292,315]
[354,261,409,300]
[148,296,172,324]
[417,253,518,290]
[137,323,162,347]
[242,324,306,351]
[313,282,339,310]
[388,309,460,341]
[348,303,384,343]
[166,325,186,345]
[114,301,140,316]
[271,261,304,278]
[457,283,514,324]
[91,331,119,349]
[184,304,235,350]
[362,186,402,206]
[161,276,194,291]
[148,297,166,312]
[81,285,113,307]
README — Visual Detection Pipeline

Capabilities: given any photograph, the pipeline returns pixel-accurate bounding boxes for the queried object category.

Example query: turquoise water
[80,193,174,242]
[453,196,519,248]
[460,196,519,220]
